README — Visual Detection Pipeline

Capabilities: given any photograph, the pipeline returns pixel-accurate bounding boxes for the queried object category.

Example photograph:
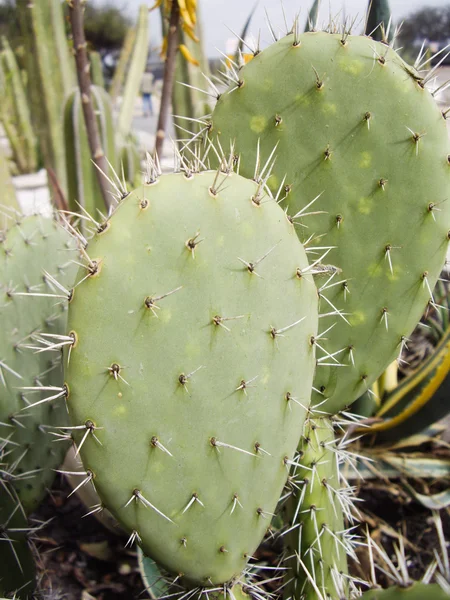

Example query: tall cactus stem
[68,0,114,211]
[110,26,137,104]
[117,5,149,140]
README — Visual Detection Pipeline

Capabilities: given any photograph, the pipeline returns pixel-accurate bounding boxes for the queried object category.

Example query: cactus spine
[64,85,117,222]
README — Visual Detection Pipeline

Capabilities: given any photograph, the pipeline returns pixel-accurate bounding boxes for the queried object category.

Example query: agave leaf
[138,547,170,599]
[401,481,450,510]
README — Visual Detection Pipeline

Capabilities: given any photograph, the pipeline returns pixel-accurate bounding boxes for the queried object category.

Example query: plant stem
[155,0,180,157]
[68,0,113,211]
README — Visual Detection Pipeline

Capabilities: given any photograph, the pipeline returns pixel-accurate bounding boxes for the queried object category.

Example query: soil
[29,475,450,600]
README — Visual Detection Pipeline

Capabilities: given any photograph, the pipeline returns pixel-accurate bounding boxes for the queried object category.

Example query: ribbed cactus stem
[90,51,105,89]
[16,0,74,192]
[110,26,137,104]
[0,148,19,212]
[172,1,212,128]
[283,417,351,600]
[365,0,394,42]
[117,5,149,139]
[50,0,76,93]
[0,37,37,174]
[64,86,117,224]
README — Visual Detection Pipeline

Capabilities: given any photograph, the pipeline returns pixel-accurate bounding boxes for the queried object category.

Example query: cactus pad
[283,416,348,600]
[65,170,318,586]
[0,216,77,514]
[211,31,450,414]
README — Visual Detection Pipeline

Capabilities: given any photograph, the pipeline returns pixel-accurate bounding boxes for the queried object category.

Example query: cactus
[63,164,318,586]
[362,583,450,599]
[110,27,137,105]
[210,31,450,417]
[117,5,149,140]
[119,133,142,188]
[365,0,394,43]
[209,27,450,600]
[64,85,117,223]
[0,148,19,213]
[0,215,78,515]
[282,416,350,600]
[0,491,35,599]
[90,50,105,89]
[0,37,37,174]
[16,0,76,193]
[305,0,320,32]
[171,2,213,128]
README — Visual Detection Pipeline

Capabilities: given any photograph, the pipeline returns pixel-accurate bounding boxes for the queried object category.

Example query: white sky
[103,1,449,56]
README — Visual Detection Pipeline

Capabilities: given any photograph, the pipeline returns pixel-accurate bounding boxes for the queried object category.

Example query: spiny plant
[63,85,118,225]
[0,36,37,175]
[0,149,19,213]
[205,16,450,600]
[0,214,78,596]
[56,152,319,590]
[210,28,450,416]
[365,0,394,43]
[16,0,76,193]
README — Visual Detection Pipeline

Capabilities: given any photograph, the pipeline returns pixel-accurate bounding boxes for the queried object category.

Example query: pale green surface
[283,417,348,600]
[67,171,318,585]
[211,32,450,415]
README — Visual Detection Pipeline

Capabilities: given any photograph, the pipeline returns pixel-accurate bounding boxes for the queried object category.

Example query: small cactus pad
[282,417,348,599]
[0,216,77,514]
[211,31,450,414]
[65,170,318,585]
[362,583,450,599]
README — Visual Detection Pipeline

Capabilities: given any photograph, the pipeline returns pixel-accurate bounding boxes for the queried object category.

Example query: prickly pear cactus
[0,215,77,514]
[65,168,318,586]
[282,416,349,600]
[64,85,117,222]
[362,584,450,599]
[0,490,35,599]
[210,31,450,415]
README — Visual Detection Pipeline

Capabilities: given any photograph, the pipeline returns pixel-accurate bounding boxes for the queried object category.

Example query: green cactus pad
[211,31,450,414]
[65,170,318,586]
[0,216,77,513]
[362,583,450,599]
[282,416,348,600]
